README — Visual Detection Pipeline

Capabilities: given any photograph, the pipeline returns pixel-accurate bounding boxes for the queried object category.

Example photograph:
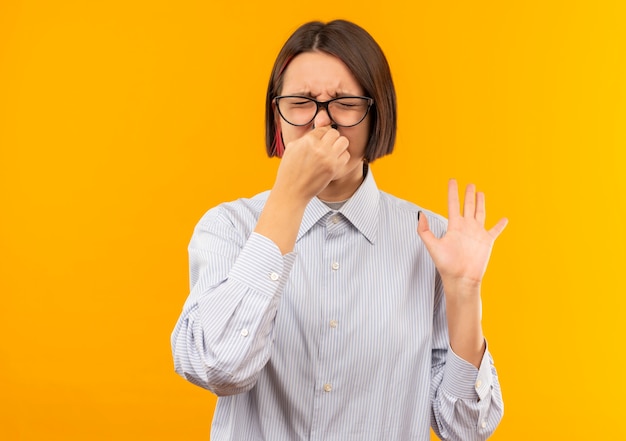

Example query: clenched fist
[274,126,351,204]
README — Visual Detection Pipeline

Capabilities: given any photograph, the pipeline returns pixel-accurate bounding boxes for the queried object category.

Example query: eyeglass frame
[273,95,374,128]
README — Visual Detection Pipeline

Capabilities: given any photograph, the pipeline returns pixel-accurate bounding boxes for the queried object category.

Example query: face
[277,51,370,187]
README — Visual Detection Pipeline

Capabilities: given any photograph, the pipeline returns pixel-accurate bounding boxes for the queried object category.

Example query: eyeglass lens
[276,96,371,127]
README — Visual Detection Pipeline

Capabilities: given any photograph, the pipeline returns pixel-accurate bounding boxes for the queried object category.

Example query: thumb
[417,211,438,250]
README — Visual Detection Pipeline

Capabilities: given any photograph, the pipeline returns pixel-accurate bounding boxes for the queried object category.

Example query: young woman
[172,20,507,441]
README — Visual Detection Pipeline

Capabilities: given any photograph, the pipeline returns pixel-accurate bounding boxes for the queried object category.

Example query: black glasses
[274,95,374,128]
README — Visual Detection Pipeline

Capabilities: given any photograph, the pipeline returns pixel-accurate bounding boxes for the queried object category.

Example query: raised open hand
[417,179,508,291]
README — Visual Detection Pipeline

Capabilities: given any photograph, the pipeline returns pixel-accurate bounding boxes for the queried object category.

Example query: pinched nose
[312,107,333,129]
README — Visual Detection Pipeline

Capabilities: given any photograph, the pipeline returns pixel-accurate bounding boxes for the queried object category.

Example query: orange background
[1,1,625,440]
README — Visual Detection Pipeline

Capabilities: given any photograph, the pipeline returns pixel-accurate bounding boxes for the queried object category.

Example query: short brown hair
[265,20,397,162]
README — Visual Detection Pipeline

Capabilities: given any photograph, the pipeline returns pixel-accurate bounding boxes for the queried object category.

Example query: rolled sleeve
[228,232,297,297]
[441,342,494,401]
[173,230,297,395]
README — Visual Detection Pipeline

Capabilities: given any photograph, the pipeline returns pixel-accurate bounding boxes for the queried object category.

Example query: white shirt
[171,169,503,440]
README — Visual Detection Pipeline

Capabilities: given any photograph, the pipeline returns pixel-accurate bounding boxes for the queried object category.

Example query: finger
[447,179,461,221]
[416,211,438,251]
[309,125,333,140]
[331,135,350,156]
[488,217,509,239]
[337,149,351,167]
[463,183,476,219]
[320,127,340,144]
[476,191,486,225]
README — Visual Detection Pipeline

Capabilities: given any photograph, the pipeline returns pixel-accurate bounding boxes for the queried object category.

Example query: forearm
[443,279,485,368]
[431,273,503,441]
[254,187,309,255]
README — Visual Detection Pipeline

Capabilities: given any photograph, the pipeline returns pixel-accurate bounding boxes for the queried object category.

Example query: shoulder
[378,190,448,237]
[197,191,269,223]
[193,190,270,239]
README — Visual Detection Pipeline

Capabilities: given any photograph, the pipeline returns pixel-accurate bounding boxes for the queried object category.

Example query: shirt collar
[296,167,379,244]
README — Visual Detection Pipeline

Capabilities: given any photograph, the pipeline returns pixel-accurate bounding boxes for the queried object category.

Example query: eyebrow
[283,91,357,99]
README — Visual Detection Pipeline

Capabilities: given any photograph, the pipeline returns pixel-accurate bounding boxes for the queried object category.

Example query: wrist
[270,180,314,210]
[442,277,482,301]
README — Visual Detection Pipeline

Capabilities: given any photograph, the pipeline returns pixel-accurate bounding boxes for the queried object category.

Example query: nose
[312,106,333,129]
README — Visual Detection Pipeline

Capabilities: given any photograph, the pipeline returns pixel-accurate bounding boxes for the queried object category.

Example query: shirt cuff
[441,341,494,401]
[228,232,297,297]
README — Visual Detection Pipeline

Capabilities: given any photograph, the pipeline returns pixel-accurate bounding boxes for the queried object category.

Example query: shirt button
[269,272,279,281]
[323,383,332,392]
[475,380,482,388]
[240,329,249,337]
[329,320,338,328]
[331,262,340,270]
[481,420,487,429]
[331,215,339,224]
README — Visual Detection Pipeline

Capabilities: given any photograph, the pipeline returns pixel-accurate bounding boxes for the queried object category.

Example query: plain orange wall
[1,1,625,440]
